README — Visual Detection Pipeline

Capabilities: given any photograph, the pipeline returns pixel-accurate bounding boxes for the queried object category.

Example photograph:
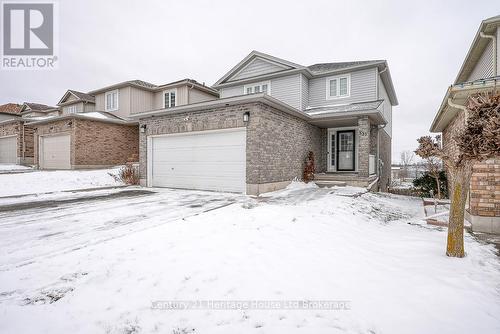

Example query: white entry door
[0,136,17,164]
[40,134,71,169]
[337,130,356,171]
[149,128,246,193]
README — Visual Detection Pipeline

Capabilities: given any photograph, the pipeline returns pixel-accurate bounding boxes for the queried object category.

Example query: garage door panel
[0,136,17,164]
[41,134,71,169]
[151,129,246,193]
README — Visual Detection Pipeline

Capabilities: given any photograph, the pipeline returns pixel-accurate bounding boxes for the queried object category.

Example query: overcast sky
[1,0,499,163]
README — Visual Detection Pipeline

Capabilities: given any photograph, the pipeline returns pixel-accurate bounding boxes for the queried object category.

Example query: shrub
[412,170,448,198]
[117,164,139,185]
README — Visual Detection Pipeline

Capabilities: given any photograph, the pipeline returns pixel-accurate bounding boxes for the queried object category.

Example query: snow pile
[0,187,499,333]
[0,164,32,172]
[0,167,124,197]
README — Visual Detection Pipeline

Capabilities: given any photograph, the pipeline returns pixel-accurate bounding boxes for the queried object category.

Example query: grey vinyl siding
[308,67,378,108]
[270,74,302,110]
[497,27,500,75]
[188,88,217,104]
[62,102,83,115]
[230,58,288,82]
[153,86,188,110]
[219,74,303,110]
[95,87,131,118]
[300,74,309,110]
[219,86,244,98]
[83,103,95,112]
[468,39,494,81]
[130,87,154,114]
[378,77,392,137]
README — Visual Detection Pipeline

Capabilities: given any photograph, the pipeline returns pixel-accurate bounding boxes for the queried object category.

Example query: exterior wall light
[140,124,146,133]
[243,112,250,122]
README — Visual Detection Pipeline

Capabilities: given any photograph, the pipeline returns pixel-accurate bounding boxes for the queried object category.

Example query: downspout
[479,32,497,77]
[22,120,25,163]
[187,82,195,104]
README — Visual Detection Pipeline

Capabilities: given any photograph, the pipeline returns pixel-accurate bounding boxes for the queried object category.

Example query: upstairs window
[244,81,270,95]
[326,75,350,99]
[164,89,176,108]
[105,90,119,111]
[65,105,78,114]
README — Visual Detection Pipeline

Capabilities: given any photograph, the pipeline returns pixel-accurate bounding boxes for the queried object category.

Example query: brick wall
[247,103,324,184]
[34,118,138,168]
[139,102,324,187]
[74,119,138,166]
[443,109,500,218]
[358,116,370,177]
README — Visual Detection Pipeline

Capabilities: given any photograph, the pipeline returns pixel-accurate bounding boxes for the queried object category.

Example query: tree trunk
[434,175,441,199]
[446,166,471,258]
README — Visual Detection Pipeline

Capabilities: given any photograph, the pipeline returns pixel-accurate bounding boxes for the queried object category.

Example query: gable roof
[213,51,398,106]
[0,103,22,115]
[88,80,159,95]
[213,50,305,86]
[21,102,58,113]
[57,89,95,106]
[455,15,500,83]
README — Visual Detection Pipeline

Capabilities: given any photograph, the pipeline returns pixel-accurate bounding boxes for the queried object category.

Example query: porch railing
[369,154,376,175]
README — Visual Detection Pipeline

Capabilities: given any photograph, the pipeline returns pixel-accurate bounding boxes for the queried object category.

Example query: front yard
[0,170,499,334]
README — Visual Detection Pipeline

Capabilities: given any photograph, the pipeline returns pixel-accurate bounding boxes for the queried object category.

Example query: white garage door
[40,134,71,169]
[0,136,17,164]
[150,128,246,193]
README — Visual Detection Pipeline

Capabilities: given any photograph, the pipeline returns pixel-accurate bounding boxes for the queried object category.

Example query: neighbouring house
[57,89,96,114]
[430,15,500,234]
[134,51,397,195]
[20,102,60,118]
[30,79,216,170]
[0,103,49,165]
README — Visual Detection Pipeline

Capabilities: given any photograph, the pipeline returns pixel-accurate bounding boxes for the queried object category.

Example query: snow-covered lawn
[0,184,499,334]
[0,167,124,197]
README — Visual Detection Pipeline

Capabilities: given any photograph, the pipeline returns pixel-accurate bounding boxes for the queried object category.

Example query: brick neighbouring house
[0,103,47,165]
[430,16,500,234]
[30,113,139,169]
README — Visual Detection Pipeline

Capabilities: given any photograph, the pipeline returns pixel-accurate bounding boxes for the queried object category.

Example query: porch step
[314,173,378,188]
[314,180,347,188]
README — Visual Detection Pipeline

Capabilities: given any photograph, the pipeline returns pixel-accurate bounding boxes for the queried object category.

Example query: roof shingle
[0,103,22,115]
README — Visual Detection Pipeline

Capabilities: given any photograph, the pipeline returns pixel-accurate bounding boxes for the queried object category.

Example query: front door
[337,130,355,171]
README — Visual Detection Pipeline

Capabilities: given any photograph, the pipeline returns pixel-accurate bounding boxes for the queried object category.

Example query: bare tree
[416,92,500,257]
[415,147,443,199]
[400,150,415,179]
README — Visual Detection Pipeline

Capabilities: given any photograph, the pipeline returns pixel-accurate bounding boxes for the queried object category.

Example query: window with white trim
[326,75,350,99]
[243,81,270,95]
[163,89,176,108]
[105,90,119,111]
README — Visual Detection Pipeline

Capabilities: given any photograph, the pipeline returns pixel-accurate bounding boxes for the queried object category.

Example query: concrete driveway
[0,187,241,270]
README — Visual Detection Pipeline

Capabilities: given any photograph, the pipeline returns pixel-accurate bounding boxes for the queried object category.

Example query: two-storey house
[28,79,218,169]
[430,15,500,234]
[135,51,397,195]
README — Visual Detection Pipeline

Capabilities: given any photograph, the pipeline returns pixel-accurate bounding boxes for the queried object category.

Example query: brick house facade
[442,109,500,227]
[138,96,391,195]
[33,117,138,169]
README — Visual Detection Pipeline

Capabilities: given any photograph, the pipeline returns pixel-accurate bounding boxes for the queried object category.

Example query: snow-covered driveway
[0,184,499,334]
[0,188,240,269]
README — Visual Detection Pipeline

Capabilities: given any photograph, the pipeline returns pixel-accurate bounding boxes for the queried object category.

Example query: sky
[1,0,499,163]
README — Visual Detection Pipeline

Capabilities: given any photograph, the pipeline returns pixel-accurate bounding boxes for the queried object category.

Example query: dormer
[57,90,96,115]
